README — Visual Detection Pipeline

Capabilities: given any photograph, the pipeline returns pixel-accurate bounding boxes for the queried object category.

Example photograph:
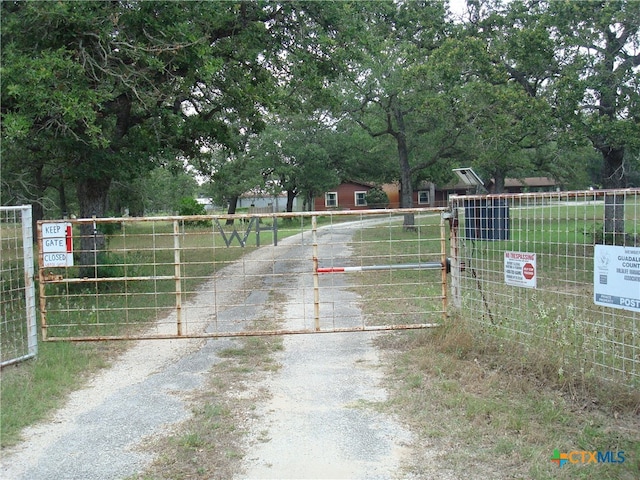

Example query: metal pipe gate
[37,208,448,341]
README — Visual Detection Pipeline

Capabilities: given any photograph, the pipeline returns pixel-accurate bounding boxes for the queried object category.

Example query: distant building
[313,181,377,211]
[196,197,215,212]
[237,191,298,212]
[314,177,561,211]
[485,177,560,193]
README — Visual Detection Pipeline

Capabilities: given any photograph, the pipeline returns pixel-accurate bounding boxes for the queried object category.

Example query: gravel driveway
[1,221,413,480]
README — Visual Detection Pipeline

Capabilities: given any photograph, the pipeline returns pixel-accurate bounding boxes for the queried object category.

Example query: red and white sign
[42,222,73,267]
[523,262,535,280]
[504,251,536,288]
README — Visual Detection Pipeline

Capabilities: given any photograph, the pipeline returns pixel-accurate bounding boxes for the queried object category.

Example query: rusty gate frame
[37,208,449,341]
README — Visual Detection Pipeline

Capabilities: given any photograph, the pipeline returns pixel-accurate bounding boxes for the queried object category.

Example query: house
[368,181,466,208]
[314,180,460,211]
[315,176,560,211]
[313,181,378,210]
[485,177,560,193]
[237,191,300,212]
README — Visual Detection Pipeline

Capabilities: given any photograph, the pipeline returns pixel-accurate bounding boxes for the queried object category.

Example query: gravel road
[1,221,413,480]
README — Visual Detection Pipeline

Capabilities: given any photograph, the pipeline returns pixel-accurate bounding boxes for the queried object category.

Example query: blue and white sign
[594,245,640,313]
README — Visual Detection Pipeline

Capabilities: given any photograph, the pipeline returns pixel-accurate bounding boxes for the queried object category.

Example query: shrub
[177,197,211,227]
[178,197,206,216]
[365,187,389,208]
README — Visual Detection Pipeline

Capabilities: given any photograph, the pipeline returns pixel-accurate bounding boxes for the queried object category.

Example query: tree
[202,146,265,223]
[430,1,566,192]
[545,0,640,237]
[247,114,343,212]
[114,166,199,216]
[548,0,640,187]
[2,1,356,272]
[340,1,461,227]
[2,1,274,271]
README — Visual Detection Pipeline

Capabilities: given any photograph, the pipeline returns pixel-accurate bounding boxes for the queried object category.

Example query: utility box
[463,198,509,241]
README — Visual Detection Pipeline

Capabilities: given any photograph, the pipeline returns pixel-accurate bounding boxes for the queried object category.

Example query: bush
[177,197,211,227]
[365,187,389,208]
[178,197,206,216]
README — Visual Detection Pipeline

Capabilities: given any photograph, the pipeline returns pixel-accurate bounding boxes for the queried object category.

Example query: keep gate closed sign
[42,222,73,267]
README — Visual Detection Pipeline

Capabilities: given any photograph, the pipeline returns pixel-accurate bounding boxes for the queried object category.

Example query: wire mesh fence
[37,209,447,341]
[1,205,37,367]
[449,189,640,387]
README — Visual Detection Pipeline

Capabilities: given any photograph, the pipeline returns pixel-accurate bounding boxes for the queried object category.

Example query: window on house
[418,190,430,204]
[355,191,367,206]
[325,192,338,207]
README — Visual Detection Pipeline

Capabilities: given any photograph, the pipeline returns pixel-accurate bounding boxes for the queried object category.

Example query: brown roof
[496,177,557,188]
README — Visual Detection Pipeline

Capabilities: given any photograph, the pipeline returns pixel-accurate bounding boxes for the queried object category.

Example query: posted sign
[504,251,536,289]
[42,222,73,267]
[594,245,640,313]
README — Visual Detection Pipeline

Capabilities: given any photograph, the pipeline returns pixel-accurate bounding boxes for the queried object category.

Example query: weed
[375,323,640,479]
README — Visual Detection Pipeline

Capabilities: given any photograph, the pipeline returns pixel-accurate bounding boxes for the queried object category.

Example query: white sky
[448,0,468,19]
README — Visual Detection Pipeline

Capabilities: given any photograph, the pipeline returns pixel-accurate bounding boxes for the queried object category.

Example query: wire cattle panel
[1,205,37,367]
[37,209,447,341]
[448,189,640,387]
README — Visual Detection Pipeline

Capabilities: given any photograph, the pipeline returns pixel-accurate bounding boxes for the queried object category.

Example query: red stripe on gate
[317,267,345,273]
[66,225,73,253]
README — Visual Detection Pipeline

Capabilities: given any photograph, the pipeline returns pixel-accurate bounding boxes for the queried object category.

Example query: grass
[346,200,640,478]
[0,340,122,447]
[374,323,640,479]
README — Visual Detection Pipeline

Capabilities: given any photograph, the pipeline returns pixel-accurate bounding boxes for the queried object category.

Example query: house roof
[487,177,557,188]
[340,180,377,188]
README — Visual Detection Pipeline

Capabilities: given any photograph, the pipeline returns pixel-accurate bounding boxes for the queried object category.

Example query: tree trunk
[77,176,111,277]
[601,147,625,243]
[226,195,238,225]
[31,163,46,237]
[286,190,296,213]
[395,115,414,229]
[58,181,69,217]
[32,201,44,242]
[492,174,506,194]
[597,28,625,242]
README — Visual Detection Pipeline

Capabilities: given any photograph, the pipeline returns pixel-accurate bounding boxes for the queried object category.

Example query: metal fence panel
[449,189,640,387]
[37,209,447,341]
[1,205,37,367]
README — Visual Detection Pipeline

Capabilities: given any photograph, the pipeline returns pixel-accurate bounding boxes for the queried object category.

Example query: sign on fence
[594,244,640,313]
[41,222,73,267]
[37,209,446,341]
[504,251,537,289]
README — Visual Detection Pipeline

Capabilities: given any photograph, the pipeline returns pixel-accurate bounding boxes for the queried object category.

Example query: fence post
[36,220,49,342]
[448,205,462,308]
[440,211,448,319]
[173,220,183,336]
[21,206,38,356]
[312,215,320,331]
